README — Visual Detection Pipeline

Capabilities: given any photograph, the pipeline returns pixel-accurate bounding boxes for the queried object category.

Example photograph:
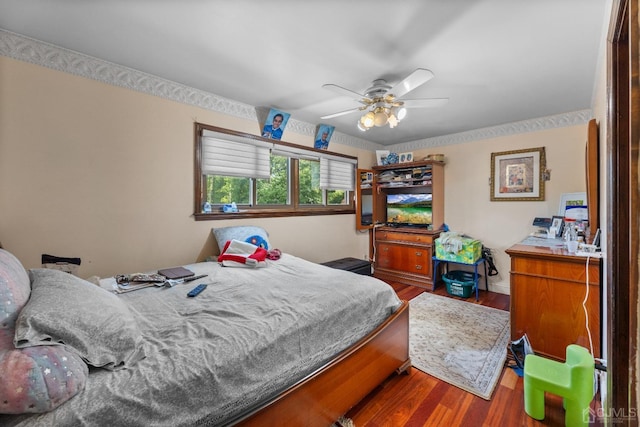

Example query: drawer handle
[415,265,422,270]
[415,251,422,256]
[383,247,389,252]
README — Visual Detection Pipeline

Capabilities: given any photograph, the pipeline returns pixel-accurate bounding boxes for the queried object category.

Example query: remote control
[187,283,207,297]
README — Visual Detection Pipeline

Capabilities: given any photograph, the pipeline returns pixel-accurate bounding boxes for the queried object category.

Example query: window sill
[194,208,355,221]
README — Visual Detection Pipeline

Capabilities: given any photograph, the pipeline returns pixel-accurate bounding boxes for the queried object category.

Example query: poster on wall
[259,108,290,140]
[314,124,334,150]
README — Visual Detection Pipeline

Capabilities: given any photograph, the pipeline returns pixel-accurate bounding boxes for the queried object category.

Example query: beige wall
[0,55,594,295]
[0,56,372,277]
[404,125,589,294]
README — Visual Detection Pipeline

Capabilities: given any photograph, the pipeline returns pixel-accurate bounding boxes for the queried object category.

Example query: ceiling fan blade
[322,84,370,104]
[321,107,363,120]
[390,68,435,99]
[402,98,449,108]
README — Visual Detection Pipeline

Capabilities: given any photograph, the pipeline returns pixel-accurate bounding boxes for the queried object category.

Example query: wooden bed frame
[235,300,411,426]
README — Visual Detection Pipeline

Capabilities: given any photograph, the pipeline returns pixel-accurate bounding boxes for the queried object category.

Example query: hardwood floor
[345,283,603,426]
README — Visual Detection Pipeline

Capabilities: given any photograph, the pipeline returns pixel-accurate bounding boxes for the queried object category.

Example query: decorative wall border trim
[0,29,375,151]
[1,29,590,153]
[387,109,593,152]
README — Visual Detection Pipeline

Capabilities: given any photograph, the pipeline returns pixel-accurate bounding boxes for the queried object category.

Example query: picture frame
[399,152,414,163]
[490,147,545,201]
[376,150,390,166]
[551,215,565,238]
[558,192,588,220]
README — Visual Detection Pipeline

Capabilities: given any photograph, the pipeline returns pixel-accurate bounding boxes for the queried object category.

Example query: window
[194,123,357,220]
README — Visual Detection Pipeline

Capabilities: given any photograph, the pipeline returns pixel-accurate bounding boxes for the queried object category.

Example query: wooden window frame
[193,122,356,221]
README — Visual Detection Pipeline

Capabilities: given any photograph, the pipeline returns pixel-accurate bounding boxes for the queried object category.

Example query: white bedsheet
[1,254,401,427]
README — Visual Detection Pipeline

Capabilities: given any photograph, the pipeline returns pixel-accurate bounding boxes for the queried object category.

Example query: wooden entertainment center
[356,160,445,290]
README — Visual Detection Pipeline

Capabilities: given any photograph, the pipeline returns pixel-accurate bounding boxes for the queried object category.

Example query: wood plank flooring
[345,283,603,426]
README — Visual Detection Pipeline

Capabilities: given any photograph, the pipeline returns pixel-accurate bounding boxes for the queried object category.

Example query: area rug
[332,416,355,427]
[409,292,510,400]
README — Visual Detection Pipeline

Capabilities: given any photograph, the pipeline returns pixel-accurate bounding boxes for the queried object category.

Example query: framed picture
[261,108,290,140]
[314,124,334,150]
[490,147,545,201]
[558,192,588,220]
[376,150,390,166]
[399,152,414,163]
[551,215,565,238]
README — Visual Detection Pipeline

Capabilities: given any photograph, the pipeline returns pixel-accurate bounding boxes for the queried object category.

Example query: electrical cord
[583,254,594,356]
[371,223,384,263]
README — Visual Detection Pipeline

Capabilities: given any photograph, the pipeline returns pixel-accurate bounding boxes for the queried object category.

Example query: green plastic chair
[523,344,594,426]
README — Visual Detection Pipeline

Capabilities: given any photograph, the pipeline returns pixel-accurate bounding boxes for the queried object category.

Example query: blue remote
[187,283,207,297]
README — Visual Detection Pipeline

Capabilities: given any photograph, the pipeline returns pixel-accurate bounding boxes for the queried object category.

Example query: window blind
[201,135,271,179]
[271,145,319,161]
[319,157,355,191]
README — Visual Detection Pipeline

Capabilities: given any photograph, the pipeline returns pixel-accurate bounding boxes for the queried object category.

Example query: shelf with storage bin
[432,256,488,301]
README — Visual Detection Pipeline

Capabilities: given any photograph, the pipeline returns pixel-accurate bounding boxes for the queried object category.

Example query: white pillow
[15,269,146,370]
[212,226,271,253]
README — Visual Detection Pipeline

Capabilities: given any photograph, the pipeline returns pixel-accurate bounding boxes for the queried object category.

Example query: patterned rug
[332,416,355,427]
[409,292,510,400]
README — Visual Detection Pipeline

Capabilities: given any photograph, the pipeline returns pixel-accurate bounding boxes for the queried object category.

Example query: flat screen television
[386,193,432,226]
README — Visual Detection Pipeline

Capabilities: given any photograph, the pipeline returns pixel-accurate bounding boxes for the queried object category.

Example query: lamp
[358,101,407,131]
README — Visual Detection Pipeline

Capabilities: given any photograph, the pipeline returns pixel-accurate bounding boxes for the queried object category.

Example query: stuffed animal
[0,249,87,414]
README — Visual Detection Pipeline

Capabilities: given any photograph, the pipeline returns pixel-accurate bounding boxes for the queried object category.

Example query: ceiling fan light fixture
[373,107,388,127]
[387,114,399,128]
[324,68,446,133]
[358,105,403,129]
[360,111,375,128]
[392,105,407,121]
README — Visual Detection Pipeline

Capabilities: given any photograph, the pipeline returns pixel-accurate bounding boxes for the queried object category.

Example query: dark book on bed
[157,266,195,280]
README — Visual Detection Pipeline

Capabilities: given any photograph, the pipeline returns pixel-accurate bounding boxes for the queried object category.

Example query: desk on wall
[505,241,601,361]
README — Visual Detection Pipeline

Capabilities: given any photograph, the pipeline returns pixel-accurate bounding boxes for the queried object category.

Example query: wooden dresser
[505,243,602,361]
[373,226,441,290]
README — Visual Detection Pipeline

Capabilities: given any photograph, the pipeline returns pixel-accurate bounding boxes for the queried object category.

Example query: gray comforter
[1,254,401,426]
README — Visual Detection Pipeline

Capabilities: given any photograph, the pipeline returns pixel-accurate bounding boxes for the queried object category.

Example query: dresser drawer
[376,243,431,276]
[510,256,600,285]
[376,230,434,245]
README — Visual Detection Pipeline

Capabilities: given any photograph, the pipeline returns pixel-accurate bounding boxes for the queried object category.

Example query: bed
[0,247,410,426]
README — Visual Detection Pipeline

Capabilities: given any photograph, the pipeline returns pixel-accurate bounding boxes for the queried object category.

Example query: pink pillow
[0,249,87,414]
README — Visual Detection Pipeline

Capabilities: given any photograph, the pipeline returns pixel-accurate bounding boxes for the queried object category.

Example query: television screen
[386,193,432,226]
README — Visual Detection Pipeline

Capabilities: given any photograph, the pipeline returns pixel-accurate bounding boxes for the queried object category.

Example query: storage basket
[442,270,476,298]
[435,236,482,264]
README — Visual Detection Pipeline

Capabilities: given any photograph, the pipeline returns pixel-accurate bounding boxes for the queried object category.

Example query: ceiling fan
[321,68,448,131]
